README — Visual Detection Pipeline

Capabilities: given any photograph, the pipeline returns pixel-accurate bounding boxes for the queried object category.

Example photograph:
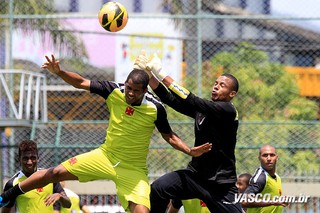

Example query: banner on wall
[115,18,183,83]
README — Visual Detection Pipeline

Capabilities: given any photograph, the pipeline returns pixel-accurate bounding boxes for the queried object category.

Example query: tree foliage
[0,0,87,60]
[198,42,318,121]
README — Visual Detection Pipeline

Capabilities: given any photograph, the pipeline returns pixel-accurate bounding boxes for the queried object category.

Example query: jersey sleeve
[153,100,172,134]
[184,93,237,120]
[244,168,266,194]
[90,80,119,99]
[153,83,195,118]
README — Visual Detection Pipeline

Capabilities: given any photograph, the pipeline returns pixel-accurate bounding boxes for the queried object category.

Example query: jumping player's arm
[41,54,91,90]
[155,100,211,157]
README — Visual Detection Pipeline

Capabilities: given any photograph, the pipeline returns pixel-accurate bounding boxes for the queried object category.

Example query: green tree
[0,0,87,68]
[198,42,318,121]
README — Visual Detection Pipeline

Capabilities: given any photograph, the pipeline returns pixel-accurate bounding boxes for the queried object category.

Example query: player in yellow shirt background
[242,145,288,213]
[1,140,71,213]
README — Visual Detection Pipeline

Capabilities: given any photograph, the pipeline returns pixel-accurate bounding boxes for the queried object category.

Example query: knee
[44,167,63,180]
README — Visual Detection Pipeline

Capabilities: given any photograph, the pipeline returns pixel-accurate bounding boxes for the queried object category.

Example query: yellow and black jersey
[3,169,65,213]
[90,80,172,170]
[245,167,283,213]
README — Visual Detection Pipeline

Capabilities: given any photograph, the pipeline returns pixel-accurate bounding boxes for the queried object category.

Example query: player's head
[211,73,239,102]
[125,69,149,105]
[236,173,252,193]
[18,140,39,177]
[259,144,278,174]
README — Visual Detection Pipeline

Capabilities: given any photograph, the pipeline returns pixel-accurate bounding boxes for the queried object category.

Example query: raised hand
[146,53,167,80]
[133,50,153,78]
[41,54,61,75]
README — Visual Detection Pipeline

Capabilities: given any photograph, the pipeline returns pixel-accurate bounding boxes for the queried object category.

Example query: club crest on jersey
[125,106,134,116]
[36,188,44,192]
[68,157,77,165]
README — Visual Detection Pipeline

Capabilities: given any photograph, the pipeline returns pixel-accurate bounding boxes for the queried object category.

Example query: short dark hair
[238,173,252,182]
[126,69,149,90]
[18,140,38,158]
[222,73,239,92]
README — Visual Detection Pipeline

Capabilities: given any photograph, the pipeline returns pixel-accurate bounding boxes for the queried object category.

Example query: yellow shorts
[182,199,210,213]
[61,148,150,210]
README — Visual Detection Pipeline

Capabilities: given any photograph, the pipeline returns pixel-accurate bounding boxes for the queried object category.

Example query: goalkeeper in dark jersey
[135,51,242,213]
[0,54,212,213]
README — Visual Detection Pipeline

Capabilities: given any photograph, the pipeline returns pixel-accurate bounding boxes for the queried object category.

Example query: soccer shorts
[61,148,150,210]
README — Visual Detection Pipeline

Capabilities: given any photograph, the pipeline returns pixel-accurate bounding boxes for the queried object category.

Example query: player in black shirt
[134,52,242,213]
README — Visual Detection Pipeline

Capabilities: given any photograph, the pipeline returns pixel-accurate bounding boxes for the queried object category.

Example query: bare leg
[167,200,180,213]
[128,201,149,213]
[19,164,78,192]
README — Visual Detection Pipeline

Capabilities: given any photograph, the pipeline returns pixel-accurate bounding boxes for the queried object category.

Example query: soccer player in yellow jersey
[0,54,212,213]
[242,145,288,213]
[1,140,71,213]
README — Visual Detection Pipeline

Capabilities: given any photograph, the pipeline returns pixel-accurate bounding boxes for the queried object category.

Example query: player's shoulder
[4,171,23,190]
[250,167,267,184]
[145,91,165,107]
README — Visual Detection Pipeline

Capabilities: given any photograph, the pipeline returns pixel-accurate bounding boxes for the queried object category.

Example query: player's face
[236,177,249,193]
[20,151,39,177]
[259,146,278,173]
[211,76,236,101]
[124,79,147,105]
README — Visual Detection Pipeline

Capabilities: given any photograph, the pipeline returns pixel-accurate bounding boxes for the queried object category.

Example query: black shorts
[150,169,242,213]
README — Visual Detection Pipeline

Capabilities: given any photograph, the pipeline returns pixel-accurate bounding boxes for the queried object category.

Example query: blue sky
[271,0,320,32]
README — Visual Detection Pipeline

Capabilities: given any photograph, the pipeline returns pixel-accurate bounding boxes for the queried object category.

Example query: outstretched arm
[161,131,212,157]
[41,54,91,90]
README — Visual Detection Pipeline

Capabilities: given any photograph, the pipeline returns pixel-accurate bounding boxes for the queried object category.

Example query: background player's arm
[44,190,71,208]
[46,183,71,208]
[41,54,91,90]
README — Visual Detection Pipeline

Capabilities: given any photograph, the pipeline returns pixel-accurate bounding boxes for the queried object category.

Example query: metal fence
[1,0,320,212]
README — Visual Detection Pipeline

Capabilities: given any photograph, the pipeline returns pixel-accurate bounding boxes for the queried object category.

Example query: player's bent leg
[20,164,77,192]
[150,171,189,213]
[0,166,71,207]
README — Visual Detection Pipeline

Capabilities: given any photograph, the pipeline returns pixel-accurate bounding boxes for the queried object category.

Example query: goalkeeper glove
[133,50,152,78]
[146,53,168,81]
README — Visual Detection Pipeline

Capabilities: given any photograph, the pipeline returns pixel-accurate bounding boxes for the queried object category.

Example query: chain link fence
[1,0,320,212]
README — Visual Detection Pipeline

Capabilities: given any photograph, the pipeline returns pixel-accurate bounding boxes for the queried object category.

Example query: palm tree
[0,0,87,68]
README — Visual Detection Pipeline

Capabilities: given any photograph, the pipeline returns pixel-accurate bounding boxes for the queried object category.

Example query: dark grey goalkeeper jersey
[154,83,239,184]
